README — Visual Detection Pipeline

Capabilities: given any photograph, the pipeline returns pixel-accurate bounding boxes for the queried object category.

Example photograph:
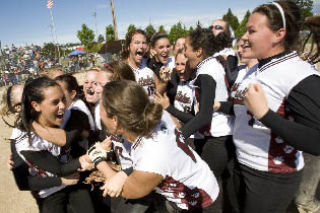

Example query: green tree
[223,8,240,32]
[42,42,58,59]
[158,25,167,34]
[195,21,202,29]
[89,43,102,53]
[145,24,156,40]
[98,34,105,43]
[168,22,188,43]
[125,24,136,40]
[294,0,313,18]
[188,26,194,34]
[77,24,95,50]
[105,24,115,42]
[235,10,251,39]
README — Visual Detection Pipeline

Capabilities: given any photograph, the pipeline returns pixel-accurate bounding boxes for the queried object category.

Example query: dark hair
[20,77,60,141]
[55,74,79,93]
[102,80,162,137]
[212,19,233,48]
[215,31,233,48]
[150,32,170,47]
[253,0,303,52]
[188,28,224,58]
[55,74,80,99]
[6,86,14,113]
[109,61,136,81]
[121,29,147,59]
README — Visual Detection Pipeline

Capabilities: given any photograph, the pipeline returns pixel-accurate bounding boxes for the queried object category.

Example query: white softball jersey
[190,57,233,137]
[111,135,133,170]
[12,128,65,198]
[174,82,194,114]
[112,110,176,170]
[232,52,319,173]
[130,59,156,97]
[213,47,237,58]
[131,124,219,210]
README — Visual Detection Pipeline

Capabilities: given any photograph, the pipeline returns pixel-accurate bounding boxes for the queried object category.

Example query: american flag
[47,0,54,9]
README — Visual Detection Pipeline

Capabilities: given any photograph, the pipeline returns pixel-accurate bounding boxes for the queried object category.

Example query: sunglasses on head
[210,25,224,30]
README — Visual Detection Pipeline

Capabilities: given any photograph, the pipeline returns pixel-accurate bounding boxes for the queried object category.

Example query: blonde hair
[0,85,23,127]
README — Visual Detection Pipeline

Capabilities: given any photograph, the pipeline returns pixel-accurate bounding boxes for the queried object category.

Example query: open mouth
[87,88,95,95]
[178,73,185,80]
[57,112,64,120]
[135,50,144,60]
[243,42,251,49]
[160,53,169,62]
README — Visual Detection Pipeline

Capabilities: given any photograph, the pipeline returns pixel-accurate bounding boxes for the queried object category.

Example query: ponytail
[102,80,162,138]
[142,102,163,137]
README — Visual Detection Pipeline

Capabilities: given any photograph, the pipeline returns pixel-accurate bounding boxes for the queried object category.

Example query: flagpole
[49,7,60,59]
[49,24,57,58]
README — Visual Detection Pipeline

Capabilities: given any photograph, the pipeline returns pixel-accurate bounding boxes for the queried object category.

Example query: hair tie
[272,2,286,29]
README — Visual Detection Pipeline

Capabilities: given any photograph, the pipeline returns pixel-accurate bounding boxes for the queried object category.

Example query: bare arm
[121,171,163,199]
[96,161,117,179]
[32,121,66,146]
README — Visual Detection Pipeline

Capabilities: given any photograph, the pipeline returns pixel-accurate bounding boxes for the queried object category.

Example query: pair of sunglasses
[210,25,224,30]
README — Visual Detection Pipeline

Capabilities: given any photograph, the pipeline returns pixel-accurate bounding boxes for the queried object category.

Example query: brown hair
[108,61,136,81]
[253,0,303,52]
[302,15,320,64]
[150,32,170,48]
[121,29,147,60]
[102,80,162,137]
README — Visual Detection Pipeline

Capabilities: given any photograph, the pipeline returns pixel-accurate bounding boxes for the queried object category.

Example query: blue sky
[0,0,318,47]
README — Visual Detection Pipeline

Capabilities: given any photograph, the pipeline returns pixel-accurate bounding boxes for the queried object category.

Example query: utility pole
[93,9,98,40]
[110,0,118,40]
